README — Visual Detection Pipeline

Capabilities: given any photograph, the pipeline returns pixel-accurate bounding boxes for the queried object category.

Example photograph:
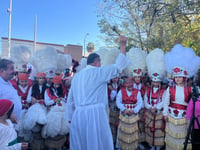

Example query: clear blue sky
[0,0,104,55]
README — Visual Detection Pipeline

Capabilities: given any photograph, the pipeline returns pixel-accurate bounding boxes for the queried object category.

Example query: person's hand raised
[119,35,127,45]
[119,35,127,55]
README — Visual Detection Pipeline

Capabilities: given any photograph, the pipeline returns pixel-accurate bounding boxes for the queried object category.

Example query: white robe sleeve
[44,90,55,106]
[66,85,75,121]
[133,91,143,113]
[144,91,151,109]
[116,90,126,111]
[26,87,32,103]
[162,87,170,116]
[98,53,130,82]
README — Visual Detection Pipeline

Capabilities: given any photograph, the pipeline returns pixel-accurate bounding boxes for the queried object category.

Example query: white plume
[10,45,31,64]
[31,46,58,73]
[103,48,120,66]
[124,47,147,78]
[146,48,166,80]
[165,44,200,77]
[57,54,72,74]
[95,47,109,66]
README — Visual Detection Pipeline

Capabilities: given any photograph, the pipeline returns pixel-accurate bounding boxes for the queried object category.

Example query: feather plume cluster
[95,48,109,66]
[146,48,166,80]
[103,48,120,66]
[165,44,200,77]
[10,45,31,64]
[124,47,147,78]
[57,54,72,74]
[31,46,58,73]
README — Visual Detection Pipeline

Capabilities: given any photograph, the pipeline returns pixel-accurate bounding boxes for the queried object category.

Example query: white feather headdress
[31,46,58,77]
[95,47,109,66]
[146,48,166,81]
[103,48,120,66]
[124,47,147,78]
[56,54,72,74]
[10,45,31,72]
[165,44,200,78]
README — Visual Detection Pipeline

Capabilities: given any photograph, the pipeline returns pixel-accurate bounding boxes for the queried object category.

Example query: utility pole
[83,33,89,57]
[34,15,37,53]
[7,0,12,58]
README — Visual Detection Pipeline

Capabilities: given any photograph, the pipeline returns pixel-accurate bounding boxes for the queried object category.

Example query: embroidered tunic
[116,88,143,150]
[163,85,192,150]
[15,85,32,109]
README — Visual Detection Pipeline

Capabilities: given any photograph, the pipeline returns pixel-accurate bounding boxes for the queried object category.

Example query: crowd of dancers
[0,36,200,150]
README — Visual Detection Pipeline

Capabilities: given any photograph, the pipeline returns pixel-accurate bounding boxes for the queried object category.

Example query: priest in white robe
[66,36,129,150]
[0,59,22,121]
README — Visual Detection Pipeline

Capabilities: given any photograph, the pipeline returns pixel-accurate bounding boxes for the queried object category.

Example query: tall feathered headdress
[56,54,72,74]
[10,45,31,72]
[124,47,147,78]
[95,47,109,66]
[146,48,166,81]
[165,44,200,78]
[103,48,120,66]
[30,46,58,78]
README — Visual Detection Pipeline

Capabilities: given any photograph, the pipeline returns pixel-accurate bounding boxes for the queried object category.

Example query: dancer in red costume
[144,48,167,150]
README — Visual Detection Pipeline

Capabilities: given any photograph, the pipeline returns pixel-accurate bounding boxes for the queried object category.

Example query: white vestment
[0,77,22,120]
[66,53,129,150]
[0,119,21,150]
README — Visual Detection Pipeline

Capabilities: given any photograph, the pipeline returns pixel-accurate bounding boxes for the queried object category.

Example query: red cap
[18,73,28,81]
[52,75,62,84]
[37,72,46,78]
[0,99,13,116]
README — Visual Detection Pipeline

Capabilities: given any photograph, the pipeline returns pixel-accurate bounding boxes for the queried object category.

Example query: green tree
[87,42,95,53]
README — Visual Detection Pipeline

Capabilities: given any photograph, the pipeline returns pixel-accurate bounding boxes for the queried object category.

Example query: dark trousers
[192,129,200,150]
